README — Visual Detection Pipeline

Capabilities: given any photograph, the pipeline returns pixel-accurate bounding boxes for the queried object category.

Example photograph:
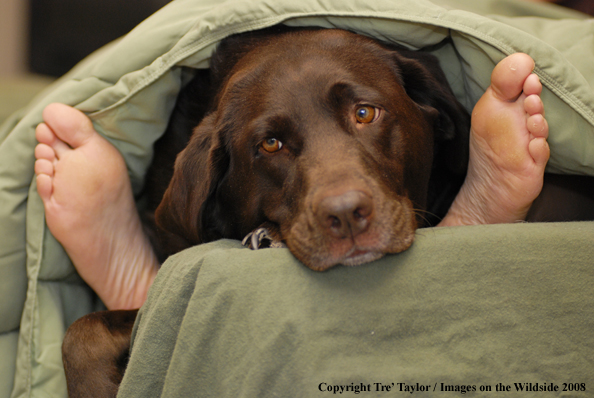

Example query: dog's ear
[389,47,471,223]
[391,48,470,175]
[155,115,229,246]
[154,29,285,248]
[155,29,274,247]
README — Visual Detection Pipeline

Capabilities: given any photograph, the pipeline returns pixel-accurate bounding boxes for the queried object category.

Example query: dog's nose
[316,190,374,238]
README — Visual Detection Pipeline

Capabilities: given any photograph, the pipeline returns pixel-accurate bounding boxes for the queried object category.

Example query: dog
[149,26,470,270]
[62,26,470,397]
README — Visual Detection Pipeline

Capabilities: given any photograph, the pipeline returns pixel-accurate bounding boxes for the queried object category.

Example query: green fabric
[120,223,594,397]
[0,0,592,397]
[0,75,55,397]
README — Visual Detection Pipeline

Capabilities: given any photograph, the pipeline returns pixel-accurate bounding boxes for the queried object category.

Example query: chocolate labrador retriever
[62,26,470,397]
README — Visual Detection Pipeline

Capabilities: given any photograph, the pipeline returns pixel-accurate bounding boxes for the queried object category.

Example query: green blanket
[121,223,594,397]
[1,0,593,397]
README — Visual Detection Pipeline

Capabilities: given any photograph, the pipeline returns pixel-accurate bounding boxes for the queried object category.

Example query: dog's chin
[340,250,385,267]
[302,249,385,272]
[286,216,417,272]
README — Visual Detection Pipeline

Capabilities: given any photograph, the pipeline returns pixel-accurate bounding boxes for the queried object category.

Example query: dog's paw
[242,227,287,250]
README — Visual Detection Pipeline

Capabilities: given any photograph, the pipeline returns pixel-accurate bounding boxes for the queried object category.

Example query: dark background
[29,0,171,77]
[557,0,594,16]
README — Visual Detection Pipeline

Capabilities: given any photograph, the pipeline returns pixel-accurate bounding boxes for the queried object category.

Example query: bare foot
[34,103,159,310]
[439,53,550,226]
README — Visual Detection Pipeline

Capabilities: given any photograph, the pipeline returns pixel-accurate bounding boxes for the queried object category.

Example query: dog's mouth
[340,248,385,267]
[241,227,384,267]
[283,199,417,271]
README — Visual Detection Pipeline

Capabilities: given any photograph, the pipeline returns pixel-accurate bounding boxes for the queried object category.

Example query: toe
[524,94,544,116]
[490,53,535,102]
[42,103,96,149]
[527,114,548,138]
[35,158,54,177]
[34,143,56,162]
[523,73,542,96]
[36,174,53,203]
[529,137,550,167]
[35,123,56,146]
[36,118,71,159]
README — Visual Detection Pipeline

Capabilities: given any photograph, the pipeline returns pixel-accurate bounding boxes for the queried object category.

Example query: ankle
[438,204,484,227]
[96,230,160,310]
[101,253,159,310]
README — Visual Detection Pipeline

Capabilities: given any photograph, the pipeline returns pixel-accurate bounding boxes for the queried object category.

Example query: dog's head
[155,28,469,271]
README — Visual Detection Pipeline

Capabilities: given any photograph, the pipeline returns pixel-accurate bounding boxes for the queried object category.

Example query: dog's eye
[355,105,377,124]
[261,138,283,153]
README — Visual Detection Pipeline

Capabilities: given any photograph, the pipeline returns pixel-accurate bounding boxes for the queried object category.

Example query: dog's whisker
[413,208,440,226]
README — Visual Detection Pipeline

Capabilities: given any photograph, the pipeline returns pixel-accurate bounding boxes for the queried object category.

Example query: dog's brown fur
[62,310,137,397]
[63,27,471,397]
